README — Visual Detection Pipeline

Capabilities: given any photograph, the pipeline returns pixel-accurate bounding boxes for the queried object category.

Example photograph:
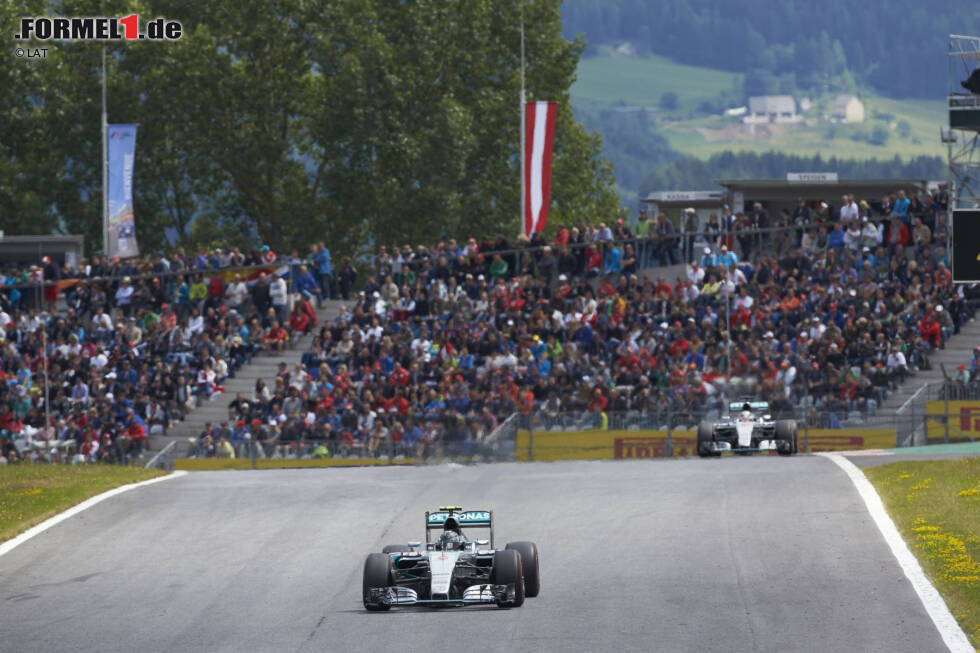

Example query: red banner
[523,101,557,238]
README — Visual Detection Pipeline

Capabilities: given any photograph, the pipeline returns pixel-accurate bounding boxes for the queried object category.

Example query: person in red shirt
[731,306,752,331]
[587,388,607,413]
[553,224,570,245]
[124,419,148,454]
[264,320,288,352]
[289,303,312,334]
[918,313,942,348]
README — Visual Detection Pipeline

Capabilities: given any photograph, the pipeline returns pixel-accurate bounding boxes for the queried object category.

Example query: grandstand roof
[0,234,84,266]
[714,178,927,202]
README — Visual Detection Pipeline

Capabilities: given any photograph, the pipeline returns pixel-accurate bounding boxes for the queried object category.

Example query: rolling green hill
[570,49,947,201]
[572,49,945,160]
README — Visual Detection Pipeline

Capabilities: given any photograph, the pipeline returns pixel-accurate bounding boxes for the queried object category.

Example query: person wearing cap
[114,275,134,317]
[698,243,715,270]
[717,243,738,269]
[861,215,882,250]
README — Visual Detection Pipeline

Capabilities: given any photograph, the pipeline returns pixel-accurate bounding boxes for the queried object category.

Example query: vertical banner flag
[523,101,557,238]
[106,124,140,259]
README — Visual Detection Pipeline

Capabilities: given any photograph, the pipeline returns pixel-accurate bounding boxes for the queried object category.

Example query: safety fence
[889,380,980,446]
[508,409,896,461]
[162,385,980,469]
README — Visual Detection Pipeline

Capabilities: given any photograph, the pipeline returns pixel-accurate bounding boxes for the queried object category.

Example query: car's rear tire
[382,544,413,553]
[775,420,797,456]
[697,423,719,457]
[490,549,525,607]
[505,541,540,597]
[363,553,393,611]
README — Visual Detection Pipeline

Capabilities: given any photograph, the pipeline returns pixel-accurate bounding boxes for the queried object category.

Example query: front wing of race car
[700,438,779,454]
[365,583,519,608]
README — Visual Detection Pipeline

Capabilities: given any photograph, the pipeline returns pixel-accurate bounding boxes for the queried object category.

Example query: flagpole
[101,45,108,256]
[519,0,526,238]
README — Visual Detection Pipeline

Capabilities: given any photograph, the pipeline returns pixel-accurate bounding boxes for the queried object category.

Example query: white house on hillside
[743,95,801,124]
[832,95,865,123]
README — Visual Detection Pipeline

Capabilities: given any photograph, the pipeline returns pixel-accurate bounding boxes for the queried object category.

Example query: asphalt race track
[0,458,953,653]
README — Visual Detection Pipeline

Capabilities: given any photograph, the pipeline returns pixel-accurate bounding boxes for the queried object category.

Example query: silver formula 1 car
[362,506,540,610]
[697,400,798,457]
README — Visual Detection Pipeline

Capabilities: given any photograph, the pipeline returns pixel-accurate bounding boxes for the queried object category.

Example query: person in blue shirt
[717,245,738,268]
[313,242,332,300]
[602,242,621,275]
[827,223,845,250]
[528,335,546,361]
[700,247,717,269]
[292,264,322,306]
[893,189,910,223]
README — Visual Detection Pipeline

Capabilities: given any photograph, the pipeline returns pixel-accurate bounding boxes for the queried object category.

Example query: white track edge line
[819,453,973,653]
[0,470,187,559]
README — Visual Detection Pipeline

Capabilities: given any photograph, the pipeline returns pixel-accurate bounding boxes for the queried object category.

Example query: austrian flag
[523,101,557,238]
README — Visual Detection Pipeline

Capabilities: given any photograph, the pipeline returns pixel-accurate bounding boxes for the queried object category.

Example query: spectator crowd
[215,184,979,460]
[0,243,335,464]
[4,184,980,464]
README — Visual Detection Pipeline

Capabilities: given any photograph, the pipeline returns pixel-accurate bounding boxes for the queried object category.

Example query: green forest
[1,0,620,253]
[562,0,979,99]
[561,0,970,201]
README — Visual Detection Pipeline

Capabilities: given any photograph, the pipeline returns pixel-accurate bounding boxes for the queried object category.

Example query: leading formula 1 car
[697,400,798,457]
[362,506,540,610]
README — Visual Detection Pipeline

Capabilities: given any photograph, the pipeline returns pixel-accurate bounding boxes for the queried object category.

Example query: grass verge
[0,464,165,543]
[863,458,980,649]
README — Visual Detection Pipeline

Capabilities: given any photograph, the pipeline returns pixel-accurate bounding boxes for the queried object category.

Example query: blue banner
[106,124,139,259]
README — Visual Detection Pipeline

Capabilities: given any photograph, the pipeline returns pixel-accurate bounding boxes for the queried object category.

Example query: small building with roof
[831,95,865,123]
[743,95,801,124]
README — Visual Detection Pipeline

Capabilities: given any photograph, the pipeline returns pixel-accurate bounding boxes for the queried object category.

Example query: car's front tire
[363,553,393,611]
[505,541,540,597]
[490,549,525,607]
[697,423,720,457]
[775,420,798,455]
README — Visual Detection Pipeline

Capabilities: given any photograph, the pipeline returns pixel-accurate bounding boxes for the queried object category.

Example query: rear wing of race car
[425,507,494,547]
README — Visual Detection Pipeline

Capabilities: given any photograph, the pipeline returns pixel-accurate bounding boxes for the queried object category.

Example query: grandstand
[3,174,979,467]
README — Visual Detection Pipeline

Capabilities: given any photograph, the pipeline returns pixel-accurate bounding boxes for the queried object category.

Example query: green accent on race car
[426,510,492,526]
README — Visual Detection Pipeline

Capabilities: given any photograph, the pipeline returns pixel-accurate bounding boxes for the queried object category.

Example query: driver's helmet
[437,529,463,551]
[443,515,462,535]
[740,402,753,418]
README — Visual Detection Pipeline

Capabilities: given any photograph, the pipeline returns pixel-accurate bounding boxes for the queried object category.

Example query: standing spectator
[225,274,248,312]
[682,208,699,263]
[656,214,678,266]
[337,256,357,300]
[115,276,134,317]
[635,210,651,268]
[270,274,288,324]
[313,242,333,301]
[750,202,770,253]
[839,194,858,222]
[893,189,910,223]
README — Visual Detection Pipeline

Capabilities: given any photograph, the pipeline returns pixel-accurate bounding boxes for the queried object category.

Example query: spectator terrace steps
[873,315,980,418]
[146,300,345,458]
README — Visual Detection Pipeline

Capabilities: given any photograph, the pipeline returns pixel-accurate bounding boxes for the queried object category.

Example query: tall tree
[1,0,620,254]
